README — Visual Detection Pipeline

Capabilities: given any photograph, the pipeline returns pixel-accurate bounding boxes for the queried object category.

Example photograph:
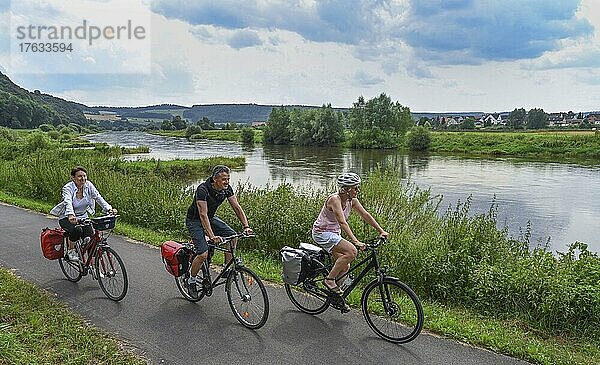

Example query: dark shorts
[185,216,236,254]
[59,217,94,242]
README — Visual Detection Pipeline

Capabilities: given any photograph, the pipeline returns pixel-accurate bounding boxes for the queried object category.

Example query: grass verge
[0,267,146,365]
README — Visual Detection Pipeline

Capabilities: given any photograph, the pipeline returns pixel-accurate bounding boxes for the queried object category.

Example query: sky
[0,0,599,113]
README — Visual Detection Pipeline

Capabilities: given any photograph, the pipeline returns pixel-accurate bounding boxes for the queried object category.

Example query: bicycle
[284,237,424,344]
[58,215,128,301]
[174,232,269,329]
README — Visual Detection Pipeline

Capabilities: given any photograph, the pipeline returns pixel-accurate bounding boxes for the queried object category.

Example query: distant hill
[0,72,86,127]
[183,104,348,123]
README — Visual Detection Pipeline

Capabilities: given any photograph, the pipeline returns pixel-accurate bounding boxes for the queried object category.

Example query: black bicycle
[175,233,269,329]
[284,237,424,344]
[58,215,128,301]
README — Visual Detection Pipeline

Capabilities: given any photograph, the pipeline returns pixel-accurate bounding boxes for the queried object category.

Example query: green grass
[150,129,264,144]
[0,268,146,365]
[423,131,600,160]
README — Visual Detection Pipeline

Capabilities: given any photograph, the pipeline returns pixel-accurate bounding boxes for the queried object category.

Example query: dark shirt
[186,177,234,220]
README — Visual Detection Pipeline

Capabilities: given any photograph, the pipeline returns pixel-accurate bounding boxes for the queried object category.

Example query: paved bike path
[0,203,528,365]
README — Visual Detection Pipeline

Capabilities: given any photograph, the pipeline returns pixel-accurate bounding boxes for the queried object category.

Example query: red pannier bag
[40,227,66,260]
[161,241,191,277]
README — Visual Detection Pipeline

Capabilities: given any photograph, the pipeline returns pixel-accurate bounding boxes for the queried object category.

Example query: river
[84,131,600,253]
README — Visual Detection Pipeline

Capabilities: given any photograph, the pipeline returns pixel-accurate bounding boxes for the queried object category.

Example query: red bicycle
[58,215,128,301]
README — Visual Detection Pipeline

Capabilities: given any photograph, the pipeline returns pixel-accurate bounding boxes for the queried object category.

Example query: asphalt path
[0,203,528,365]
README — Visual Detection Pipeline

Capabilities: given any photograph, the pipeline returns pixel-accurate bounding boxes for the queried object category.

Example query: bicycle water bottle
[339,275,354,291]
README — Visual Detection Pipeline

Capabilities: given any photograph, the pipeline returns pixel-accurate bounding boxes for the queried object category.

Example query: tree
[263,107,292,145]
[161,119,174,130]
[311,104,344,146]
[508,108,527,129]
[347,93,413,148]
[526,108,547,129]
[241,127,255,144]
[460,118,475,130]
[171,115,187,130]
[197,117,216,130]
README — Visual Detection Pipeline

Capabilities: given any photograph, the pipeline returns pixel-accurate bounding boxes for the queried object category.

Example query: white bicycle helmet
[337,172,361,187]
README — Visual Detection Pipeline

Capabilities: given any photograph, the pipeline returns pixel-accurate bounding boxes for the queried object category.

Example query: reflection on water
[84,131,600,253]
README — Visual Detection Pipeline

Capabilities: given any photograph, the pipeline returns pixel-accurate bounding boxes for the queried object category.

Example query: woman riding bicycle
[50,166,117,262]
[312,172,388,294]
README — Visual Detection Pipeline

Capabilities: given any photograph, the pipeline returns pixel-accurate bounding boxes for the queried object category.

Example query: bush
[189,133,203,140]
[241,127,255,144]
[407,126,431,151]
[38,124,55,132]
[185,125,203,139]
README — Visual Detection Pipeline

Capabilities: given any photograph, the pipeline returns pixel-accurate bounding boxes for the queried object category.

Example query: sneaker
[67,249,79,262]
[187,278,198,298]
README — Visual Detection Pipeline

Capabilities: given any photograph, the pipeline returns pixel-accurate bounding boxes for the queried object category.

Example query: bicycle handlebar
[207,232,255,245]
[365,236,387,250]
[75,214,120,227]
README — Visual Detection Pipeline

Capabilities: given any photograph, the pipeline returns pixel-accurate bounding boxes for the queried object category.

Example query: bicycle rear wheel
[59,257,83,282]
[95,247,128,301]
[361,277,423,344]
[285,276,331,314]
[226,267,269,329]
[175,261,207,302]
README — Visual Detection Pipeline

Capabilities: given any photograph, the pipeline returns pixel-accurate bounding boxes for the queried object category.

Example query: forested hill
[183,103,348,123]
[0,72,86,128]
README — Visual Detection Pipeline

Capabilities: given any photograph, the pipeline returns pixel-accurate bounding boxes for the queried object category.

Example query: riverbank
[151,129,600,161]
[1,129,599,364]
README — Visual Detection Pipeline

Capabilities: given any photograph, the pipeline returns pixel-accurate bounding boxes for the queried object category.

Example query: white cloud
[0,0,599,112]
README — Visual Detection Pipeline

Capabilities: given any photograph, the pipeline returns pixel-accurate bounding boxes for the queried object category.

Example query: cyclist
[185,165,253,298]
[50,166,117,261]
[312,172,388,294]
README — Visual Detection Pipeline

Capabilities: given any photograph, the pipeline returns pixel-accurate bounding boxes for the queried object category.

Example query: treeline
[0,72,86,129]
[263,93,413,148]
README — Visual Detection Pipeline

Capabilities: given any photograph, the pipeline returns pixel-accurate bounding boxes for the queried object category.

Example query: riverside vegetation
[1,127,599,364]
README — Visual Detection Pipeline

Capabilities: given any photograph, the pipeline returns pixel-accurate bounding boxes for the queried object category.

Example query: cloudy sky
[0,0,599,112]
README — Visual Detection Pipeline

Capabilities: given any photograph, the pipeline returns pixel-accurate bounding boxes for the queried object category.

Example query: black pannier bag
[280,242,327,285]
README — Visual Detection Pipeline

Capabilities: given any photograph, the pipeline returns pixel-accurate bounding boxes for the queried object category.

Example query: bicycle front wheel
[226,267,269,329]
[361,277,424,344]
[59,257,82,282]
[95,247,128,301]
[285,276,331,314]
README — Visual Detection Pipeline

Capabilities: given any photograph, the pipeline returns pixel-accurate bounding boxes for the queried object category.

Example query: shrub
[38,124,55,132]
[241,127,255,144]
[407,126,431,151]
[185,125,203,139]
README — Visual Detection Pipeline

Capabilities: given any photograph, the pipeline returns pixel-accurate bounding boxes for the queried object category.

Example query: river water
[84,131,600,253]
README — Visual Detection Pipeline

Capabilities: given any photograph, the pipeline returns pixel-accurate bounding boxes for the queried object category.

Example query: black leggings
[59,217,93,242]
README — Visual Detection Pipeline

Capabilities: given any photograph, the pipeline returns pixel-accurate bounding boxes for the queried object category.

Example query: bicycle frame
[193,233,251,290]
[74,224,113,274]
[312,239,387,300]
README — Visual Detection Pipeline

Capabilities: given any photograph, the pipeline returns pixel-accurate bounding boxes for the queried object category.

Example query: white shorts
[312,231,343,253]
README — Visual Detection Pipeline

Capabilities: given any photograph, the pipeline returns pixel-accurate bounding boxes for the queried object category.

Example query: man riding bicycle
[185,165,253,298]
[312,172,389,294]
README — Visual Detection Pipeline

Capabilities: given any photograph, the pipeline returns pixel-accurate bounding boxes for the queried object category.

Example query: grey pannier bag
[280,246,308,285]
[280,243,327,285]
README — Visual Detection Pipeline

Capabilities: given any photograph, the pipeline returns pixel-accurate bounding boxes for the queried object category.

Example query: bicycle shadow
[271,309,423,365]
[150,296,267,358]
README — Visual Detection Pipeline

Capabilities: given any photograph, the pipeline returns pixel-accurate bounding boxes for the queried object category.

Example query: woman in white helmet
[312,172,389,294]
